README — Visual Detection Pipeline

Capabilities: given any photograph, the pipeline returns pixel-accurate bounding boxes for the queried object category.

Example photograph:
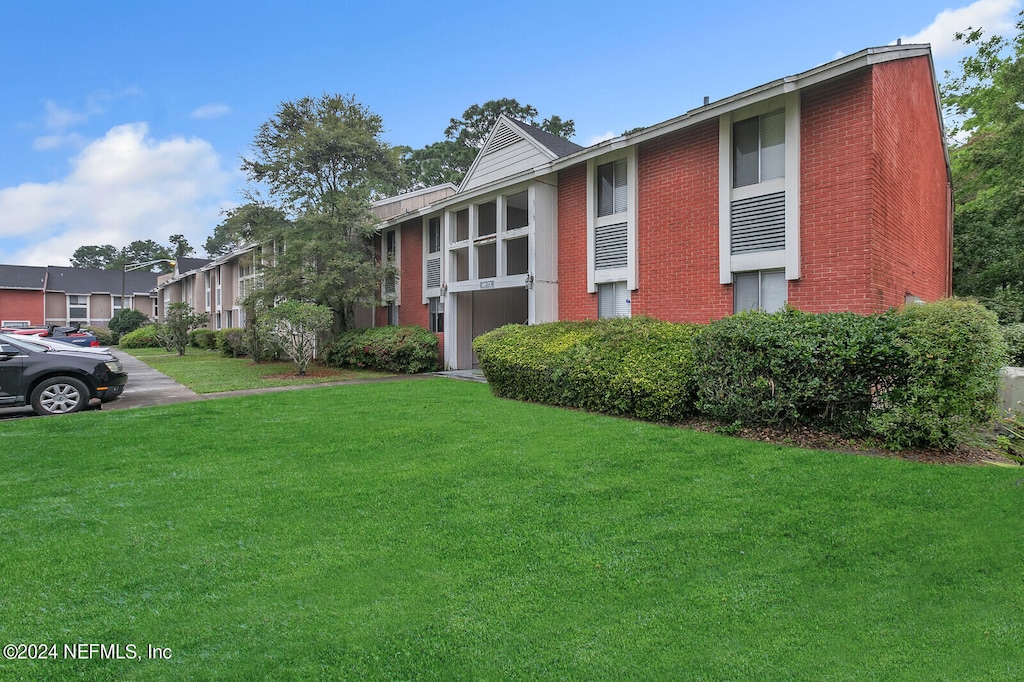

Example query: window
[452,208,469,242]
[387,304,398,326]
[112,295,132,312]
[204,271,212,309]
[506,191,529,230]
[719,97,800,286]
[598,281,630,319]
[429,297,444,333]
[383,229,398,299]
[733,110,785,188]
[589,150,636,295]
[68,295,88,323]
[597,159,628,217]
[238,256,258,303]
[478,201,497,237]
[1,320,31,328]
[428,217,441,254]
[734,270,787,313]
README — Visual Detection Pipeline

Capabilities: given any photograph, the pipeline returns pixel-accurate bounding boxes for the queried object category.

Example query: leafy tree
[240,93,402,330]
[404,98,576,188]
[160,302,210,356]
[71,244,120,269]
[70,239,177,272]
[941,11,1024,322]
[205,203,288,257]
[265,300,333,375]
[168,234,195,262]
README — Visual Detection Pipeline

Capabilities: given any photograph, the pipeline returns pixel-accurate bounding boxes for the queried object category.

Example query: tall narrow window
[733,110,785,188]
[428,217,441,254]
[429,297,444,333]
[597,159,628,216]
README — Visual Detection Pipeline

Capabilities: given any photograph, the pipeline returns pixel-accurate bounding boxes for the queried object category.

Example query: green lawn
[1,379,1021,680]
[123,347,391,393]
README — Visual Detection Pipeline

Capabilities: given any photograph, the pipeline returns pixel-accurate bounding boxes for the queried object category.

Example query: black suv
[0,334,128,415]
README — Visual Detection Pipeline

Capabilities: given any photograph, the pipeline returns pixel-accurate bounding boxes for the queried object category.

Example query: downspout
[41,268,48,326]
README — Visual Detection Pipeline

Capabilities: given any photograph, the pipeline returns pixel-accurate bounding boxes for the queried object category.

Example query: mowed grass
[123,347,391,393]
[1,379,1022,680]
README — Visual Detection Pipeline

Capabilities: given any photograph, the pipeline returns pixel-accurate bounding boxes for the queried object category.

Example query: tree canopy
[240,94,402,330]
[403,98,575,188]
[70,238,188,272]
[942,11,1024,322]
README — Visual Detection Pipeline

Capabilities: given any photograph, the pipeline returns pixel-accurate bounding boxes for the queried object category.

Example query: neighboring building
[373,44,952,369]
[156,44,952,371]
[0,265,159,329]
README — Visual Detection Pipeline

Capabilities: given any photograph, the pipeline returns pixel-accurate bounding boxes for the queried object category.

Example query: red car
[0,324,100,347]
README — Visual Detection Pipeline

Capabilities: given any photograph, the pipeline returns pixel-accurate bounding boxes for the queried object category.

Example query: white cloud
[898,0,1021,59]
[32,132,89,151]
[0,123,237,266]
[586,131,617,146]
[44,101,88,130]
[190,103,231,120]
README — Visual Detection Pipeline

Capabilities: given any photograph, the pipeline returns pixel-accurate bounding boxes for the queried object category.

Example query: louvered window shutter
[426,258,441,289]
[594,222,628,269]
[730,192,786,254]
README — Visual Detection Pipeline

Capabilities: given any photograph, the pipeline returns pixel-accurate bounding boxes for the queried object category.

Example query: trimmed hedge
[473,300,1007,450]
[117,324,165,349]
[693,309,901,435]
[216,328,247,357]
[84,326,114,347]
[189,328,217,349]
[325,326,439,374]
[869,298,1007,449]
[473,317,701,423]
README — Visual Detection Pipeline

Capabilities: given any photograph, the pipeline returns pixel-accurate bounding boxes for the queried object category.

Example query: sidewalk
[104,350,202,410]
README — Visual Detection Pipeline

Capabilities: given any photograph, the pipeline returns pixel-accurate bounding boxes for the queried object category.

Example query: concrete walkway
[103,350,202,410]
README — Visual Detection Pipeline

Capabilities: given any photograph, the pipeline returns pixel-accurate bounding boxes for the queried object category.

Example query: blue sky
[1,0,1020,266]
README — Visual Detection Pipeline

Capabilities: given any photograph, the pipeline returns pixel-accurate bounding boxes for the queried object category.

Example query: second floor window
[733,109,785,188]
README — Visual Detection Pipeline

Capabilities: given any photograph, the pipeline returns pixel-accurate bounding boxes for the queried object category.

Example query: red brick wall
[789,70,877,313]
[557,165,590,319]
[397,218,428,329]
[791,58,950,312]
[869,56,952,303]
[0,290,44,326]
[634,120,730,322]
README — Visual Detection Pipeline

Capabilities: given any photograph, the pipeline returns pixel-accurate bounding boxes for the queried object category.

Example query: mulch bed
[676,418,1020,467]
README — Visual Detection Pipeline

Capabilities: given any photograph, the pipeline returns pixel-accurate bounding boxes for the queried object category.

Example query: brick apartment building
[158,44,951,371]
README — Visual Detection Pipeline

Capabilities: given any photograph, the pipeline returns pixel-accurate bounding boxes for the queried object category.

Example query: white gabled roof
[459,115,584,193]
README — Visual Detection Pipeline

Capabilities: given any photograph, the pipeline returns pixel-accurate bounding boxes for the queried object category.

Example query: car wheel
[30,377,90,415]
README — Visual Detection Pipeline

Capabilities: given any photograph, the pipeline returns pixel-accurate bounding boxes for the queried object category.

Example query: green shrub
[84,326,114,347]
[189,328,217,349]
[693,309,901,434]
[216,328,247,357]
[325,326,439,374]
[1003,323,1024,367]
[870,299,1008,449]
[117,324,165,349]
[109,309,149,343]
[473,317,701,423]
